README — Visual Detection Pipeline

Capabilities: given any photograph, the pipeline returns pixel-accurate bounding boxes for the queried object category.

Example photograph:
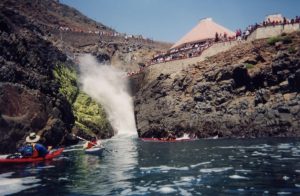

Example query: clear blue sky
[60,0,300,43]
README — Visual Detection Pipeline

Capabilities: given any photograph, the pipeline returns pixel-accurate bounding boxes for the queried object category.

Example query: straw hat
[26,132,40,143]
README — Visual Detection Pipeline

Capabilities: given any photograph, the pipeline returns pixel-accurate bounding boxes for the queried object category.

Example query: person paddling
[83,137,99,149]
[18,132,49,158]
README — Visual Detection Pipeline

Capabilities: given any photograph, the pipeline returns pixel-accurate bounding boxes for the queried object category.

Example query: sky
[60,0,300,43]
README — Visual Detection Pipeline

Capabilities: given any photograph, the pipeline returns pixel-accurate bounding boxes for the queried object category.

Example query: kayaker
[83,137,98,149]
[18,132,49,158]
[159,132,176,141]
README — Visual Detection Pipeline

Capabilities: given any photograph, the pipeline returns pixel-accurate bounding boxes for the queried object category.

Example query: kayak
[85,146,105,155]
[141,138,196,142]
[0,148,64,164]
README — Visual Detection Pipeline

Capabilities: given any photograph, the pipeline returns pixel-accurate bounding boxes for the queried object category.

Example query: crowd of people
[57,25,151,41]
[239,15,300,40]
[125,15,300,77]
[263,16,300,26]
[146,15,300,68]
[148,34,236,65]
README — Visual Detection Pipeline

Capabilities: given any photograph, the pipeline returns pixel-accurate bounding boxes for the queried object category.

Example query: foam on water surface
[0,175,41,196]
[200,167,233,173]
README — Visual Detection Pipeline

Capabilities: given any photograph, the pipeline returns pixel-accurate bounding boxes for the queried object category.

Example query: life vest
[19,144,38,158]
[86,141,97,149]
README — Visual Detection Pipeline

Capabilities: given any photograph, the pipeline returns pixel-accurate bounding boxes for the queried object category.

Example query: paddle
[71,134,103,148]
[72,134,90,142]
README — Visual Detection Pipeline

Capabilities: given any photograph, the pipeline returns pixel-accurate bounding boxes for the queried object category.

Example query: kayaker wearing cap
[18,132,49,158]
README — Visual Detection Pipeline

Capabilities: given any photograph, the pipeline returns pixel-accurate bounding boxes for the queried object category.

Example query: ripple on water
[120,188,132,195]
[235,169,251,173]
[180,176,195,182]
[251,151,268,156]
[277,191,292,195]
[229,175,249,180]
[178,188,193,196]
[0,174,41,196]
[157,186,177,194]
[200,167,233,173]
[140,165,189,173]
[190,162,211,168]
[218,144,271,149]
[277,143,292,149]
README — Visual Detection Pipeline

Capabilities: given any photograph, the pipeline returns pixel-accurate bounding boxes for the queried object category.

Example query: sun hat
[25,132,41,143]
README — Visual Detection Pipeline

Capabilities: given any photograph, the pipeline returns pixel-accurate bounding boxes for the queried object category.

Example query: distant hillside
[1,0,171,71]
[1,0,112,32]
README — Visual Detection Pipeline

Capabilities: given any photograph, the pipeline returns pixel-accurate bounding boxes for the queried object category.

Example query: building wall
[200,41,239,60]
[248,23,300,41]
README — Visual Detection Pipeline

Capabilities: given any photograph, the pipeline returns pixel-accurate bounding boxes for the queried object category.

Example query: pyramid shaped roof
[171,18,235,49]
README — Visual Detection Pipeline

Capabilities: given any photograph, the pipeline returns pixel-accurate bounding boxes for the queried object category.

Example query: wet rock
[219,79,234,92]
[254,89,270,105]
[172,74,192,91]
[215,68,232,82]
[194,92,204,102]
[277,106,290,113]
[288,69,300,91]
[255,54,266,63]
[290,105,300,116]
[96,53,110,64]
[232,64,251,89]
[193,82,211,93]
[279,80,289,92]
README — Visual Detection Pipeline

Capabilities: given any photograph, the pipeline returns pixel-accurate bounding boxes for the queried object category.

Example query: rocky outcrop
[0,0,172,153]
[135,33,300,138]
[0,7,75,153]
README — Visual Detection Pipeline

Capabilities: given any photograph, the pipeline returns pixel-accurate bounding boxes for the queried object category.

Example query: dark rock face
[95,53,111,64]
[0,8,74,153]
[134,34,300,139]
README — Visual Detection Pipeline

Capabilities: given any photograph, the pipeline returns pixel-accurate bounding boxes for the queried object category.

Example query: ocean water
[1,137,300,195]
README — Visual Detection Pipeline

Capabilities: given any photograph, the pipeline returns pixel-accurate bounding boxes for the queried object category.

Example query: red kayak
[141,138,196,142]
[0,148,64,164]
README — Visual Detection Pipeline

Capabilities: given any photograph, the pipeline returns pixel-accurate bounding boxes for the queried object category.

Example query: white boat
[85,146,105,155]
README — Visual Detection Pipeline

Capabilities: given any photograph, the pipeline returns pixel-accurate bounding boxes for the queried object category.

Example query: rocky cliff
[0,0,170,153]
[135,32,300,138]
[0,7,75,153]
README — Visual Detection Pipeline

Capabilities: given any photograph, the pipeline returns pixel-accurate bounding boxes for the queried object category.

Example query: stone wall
[248,24,300,41]
[143,41,239,87]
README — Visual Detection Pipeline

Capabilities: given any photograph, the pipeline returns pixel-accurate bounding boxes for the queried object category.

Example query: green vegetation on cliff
[53,64,112,137]
[245,63,254,69]
[73,92,112,136]
[267,34,292,45]
[53,64,78,104]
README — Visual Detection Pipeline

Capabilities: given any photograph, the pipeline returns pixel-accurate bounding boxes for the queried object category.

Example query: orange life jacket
[87,141,97,149]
